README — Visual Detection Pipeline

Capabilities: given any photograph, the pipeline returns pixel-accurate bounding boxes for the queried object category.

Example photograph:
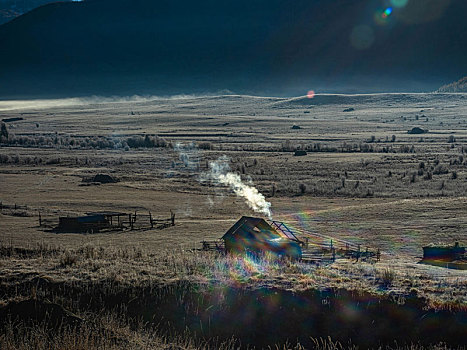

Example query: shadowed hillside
[0,0,467,97]
[438,76,467,92]
[0,0,58,25]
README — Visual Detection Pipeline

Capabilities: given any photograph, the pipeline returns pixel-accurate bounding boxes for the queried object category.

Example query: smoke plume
[204,156,272,219]
[174,142,200,170]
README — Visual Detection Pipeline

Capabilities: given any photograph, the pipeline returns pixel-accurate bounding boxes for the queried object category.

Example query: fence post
[149,211,153,228]
[38,211,42,226]
[171,210,175,226]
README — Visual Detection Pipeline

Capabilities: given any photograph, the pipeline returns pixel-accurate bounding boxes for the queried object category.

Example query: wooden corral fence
[37,210,175,233]
[0,202,30,216]
[0,202,28,211]
[268,220,380,263]
[200,240,225,252]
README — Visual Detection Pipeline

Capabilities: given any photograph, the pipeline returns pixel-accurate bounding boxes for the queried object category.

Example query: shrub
[433,165,449,175]
[299,183,307,194]
[46,157,61,165]
[59,251,78,267]
[0,154,9,163]
[198,142,213,150]
[0,122,8,140]
[380,268,395,287]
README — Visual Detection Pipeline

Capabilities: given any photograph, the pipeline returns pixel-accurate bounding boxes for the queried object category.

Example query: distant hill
[0,0,58,25]
[1,0,467,97]
[438,76,467,92]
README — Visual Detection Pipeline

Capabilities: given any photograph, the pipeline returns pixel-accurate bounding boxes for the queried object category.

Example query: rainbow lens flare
[374,7,393,25]
[382,7,393,19]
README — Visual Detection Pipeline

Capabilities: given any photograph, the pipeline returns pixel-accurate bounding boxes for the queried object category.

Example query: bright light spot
[374,7,393,25]
[382,7,393,18]
[390,0,408,8]
[350,25,375,50]
[307,90,315,99]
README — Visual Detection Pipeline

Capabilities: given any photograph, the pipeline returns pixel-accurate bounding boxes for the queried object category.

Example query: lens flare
[390,0,408,8]
[350,25,375,50]
[382,7,393,18]
[374,7,393,25]
[307,90,315,99]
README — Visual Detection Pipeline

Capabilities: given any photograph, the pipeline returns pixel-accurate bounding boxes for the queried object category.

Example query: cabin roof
[222,216,288,242]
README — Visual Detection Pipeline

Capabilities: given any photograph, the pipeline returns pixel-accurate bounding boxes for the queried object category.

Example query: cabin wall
[423,246,465,260]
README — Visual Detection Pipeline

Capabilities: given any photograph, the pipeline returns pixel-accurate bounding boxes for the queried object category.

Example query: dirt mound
[294,150,307,156]
[408,127,428,135]
[0,299,82,330]
[89,173,118,184]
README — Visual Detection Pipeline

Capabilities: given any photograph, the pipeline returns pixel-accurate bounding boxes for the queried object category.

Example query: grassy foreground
[0,243,465,349]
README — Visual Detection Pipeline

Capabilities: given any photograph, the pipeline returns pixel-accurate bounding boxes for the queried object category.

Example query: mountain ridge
[1,0,466,97]
[438,76,467,93]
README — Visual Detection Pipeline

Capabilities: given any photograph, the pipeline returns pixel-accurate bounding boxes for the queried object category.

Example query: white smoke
[204,156,272,219]
[173,142,200,170]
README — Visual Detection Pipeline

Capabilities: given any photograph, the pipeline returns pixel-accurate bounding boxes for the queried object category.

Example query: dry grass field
[0,93,466,349]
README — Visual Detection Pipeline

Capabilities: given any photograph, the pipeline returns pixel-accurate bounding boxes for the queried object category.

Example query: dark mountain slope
[438,76,467,92]
[0,0,57,25]
[0,0,466,97]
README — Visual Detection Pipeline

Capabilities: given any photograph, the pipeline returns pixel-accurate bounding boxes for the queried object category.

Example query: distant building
[423,242,465,261]
[421,242,466,270]
[57,212,127,233]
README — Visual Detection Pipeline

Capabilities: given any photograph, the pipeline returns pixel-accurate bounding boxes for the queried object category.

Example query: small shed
[222,216,302,259]
[58,215,108,233]
[423,242,465,261]
[57,212,127,233]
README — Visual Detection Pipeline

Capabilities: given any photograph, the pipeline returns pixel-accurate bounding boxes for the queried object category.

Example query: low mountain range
[0,0,466,97]
[0,0,58,25]
[438,76,467,93]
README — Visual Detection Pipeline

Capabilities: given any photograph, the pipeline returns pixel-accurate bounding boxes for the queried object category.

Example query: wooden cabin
[222,216,302,259]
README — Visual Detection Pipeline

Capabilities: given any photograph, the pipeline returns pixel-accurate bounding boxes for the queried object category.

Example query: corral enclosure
[0,93,466,348]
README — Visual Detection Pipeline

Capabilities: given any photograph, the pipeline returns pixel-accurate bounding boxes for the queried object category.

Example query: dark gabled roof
[222,216,286,242]
[86,211,127,217]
